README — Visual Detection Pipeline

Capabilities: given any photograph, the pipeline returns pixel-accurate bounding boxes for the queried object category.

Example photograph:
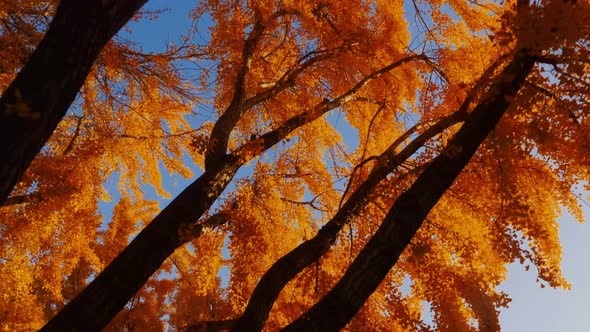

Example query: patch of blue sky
[121,1,199,52]
[403,0,439,54]
[499,203,590,331]
[326,109,359,154]
[120,0,219,123]
[96,171,121,231]
[420,300,435,328]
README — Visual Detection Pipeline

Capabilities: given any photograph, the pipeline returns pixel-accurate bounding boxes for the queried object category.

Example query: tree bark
[41,159,241,332]
[40,56,367,329]
[0,0,147,205]
[42,52,422,330]
[1,192,42,206]
[283,49,535,332]
[228,112,466,332]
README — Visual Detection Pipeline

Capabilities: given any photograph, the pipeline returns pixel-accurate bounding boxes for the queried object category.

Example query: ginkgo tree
[1,0,589,331]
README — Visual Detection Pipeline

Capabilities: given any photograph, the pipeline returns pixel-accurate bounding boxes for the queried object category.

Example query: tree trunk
[283,49,535,332]
[0,0,147,205]
[41,160,241,332]
[229,112,466,332]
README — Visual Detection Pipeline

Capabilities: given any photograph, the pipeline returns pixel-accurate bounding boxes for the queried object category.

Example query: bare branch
[280,196,328,212]
[234,54,428,164]
[119,128,202,140]
[533,55,560,65]
[1,192,42,207]
[62,115,84,156]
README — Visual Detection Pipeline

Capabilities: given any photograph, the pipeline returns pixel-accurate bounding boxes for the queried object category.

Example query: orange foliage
[1,0,590,331]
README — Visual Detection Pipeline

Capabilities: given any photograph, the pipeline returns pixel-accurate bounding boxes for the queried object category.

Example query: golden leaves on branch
[3,0,590,330]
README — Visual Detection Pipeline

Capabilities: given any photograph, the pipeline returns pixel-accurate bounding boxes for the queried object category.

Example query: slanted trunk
[229,112,466,332]
[0,0,147,204]
[283,49,535,332]
[42,159,241,332]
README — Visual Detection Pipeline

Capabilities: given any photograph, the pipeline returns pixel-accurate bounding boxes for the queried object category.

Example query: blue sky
[499,209,590,331]
[118,1,589,330]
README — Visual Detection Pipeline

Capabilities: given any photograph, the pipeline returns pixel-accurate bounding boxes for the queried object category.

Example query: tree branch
[62,115,84,156]
[1,192,42,207]
[283,48,535,332]
[205,40,355,171]
[43,48,424,332]
[229,110,467,331]
[204,13,266,170]
[0,0,147,205]
[234,54,428,164]
[178,208,232,242]
[244,44,347,110]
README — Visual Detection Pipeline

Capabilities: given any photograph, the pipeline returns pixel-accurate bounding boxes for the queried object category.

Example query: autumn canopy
[0,0,589,331]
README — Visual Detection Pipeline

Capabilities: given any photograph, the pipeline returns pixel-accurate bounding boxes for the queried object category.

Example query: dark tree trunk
[41,24,355,328]
[229,112,466,332]
[283,49,535,332]
[42,160,241,332]
[0,0,147,205]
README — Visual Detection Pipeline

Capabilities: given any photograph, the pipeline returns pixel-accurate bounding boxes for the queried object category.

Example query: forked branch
[185,107,467,331]
[284,48,535,332]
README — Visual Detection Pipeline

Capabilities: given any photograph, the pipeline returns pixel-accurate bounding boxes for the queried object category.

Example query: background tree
[1,0,589,331]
